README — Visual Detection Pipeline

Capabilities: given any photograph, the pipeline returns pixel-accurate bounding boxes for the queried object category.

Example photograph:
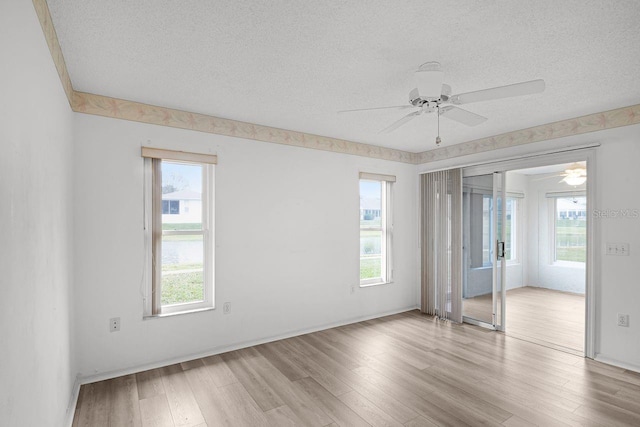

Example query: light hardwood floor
[464,286,585,354]
[73,310,640,426]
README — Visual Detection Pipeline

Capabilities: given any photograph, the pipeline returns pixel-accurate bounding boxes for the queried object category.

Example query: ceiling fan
[561,164,587,186]
[339,62,545,145]
[532,163,587,186]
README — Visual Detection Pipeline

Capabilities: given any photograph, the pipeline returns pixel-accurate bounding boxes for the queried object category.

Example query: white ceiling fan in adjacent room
[559,163,588,186]
[529,162,587,186]
[339,62,546,146]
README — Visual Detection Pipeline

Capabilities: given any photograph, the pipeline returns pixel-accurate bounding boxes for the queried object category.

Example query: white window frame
[142,148,216,317]
[359,173,394,287]
[550,194,587,267]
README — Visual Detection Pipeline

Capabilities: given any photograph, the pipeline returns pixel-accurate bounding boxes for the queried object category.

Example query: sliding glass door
[462,172,506,330]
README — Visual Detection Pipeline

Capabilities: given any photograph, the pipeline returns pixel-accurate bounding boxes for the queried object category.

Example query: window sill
[360,281,392,288]
[144,306,214,320]
[551,261,586,269]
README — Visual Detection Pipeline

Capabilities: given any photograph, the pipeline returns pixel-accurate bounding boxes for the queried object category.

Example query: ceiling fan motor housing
[409,84,451,110]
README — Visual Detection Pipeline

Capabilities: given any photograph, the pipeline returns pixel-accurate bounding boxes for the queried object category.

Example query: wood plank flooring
[72,310,640,426]
[463,286,585,354]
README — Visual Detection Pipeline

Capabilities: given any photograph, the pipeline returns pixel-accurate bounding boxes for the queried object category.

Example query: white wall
[525,173,586,293]
[73,114,418,378]
[418,125,640,370]
[596,138,640,369]
[0,1,76,426]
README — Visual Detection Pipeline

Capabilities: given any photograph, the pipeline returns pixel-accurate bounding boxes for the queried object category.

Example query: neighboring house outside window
[161,190,201,220]
[162,199,180,215]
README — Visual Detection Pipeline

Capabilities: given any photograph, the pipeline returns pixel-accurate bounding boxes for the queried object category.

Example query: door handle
[497,241,505,260]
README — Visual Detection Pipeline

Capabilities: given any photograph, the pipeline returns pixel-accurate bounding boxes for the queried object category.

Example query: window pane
[161,234,204,305]
[360,181,382,227]
[360,179,385,282]
[482,196,492,266]
[161,161,203,230]
[360,230,382,279]
[555,196,587,262]
[505,198,516,260]
[169,200,180,214]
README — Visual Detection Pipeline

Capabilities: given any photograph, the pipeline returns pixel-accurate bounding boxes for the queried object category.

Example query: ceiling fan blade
[338,105,414,113]
[379,111,421,134]
[415,62,445,99]
[530,173,565,182]
[439,106,487,126]
[450,79,545,105]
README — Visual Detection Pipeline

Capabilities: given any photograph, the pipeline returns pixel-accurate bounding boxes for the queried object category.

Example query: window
[142,148,217,316]
[554,196,586,263]
[481,195,492,266]
[359,172,394,286]
[504,197,518,262]
[162,200,180,214]
[474,194,518,267]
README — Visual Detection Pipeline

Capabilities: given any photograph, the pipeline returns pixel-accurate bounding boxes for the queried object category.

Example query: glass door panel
[462,172,507,330]
[462,174,494,326]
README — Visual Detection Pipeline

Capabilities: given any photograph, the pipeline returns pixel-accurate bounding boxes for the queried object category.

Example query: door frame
[493,171,507,332]
[460,147,597,358]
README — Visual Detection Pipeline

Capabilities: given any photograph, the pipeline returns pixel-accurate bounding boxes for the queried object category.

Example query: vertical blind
[420,169,463,322]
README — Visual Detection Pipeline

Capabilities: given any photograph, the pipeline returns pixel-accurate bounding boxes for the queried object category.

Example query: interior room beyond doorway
[462,161,587,355]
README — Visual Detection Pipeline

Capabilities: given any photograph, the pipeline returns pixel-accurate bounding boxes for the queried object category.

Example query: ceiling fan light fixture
[563,175,587,186]
[565,166,586,176]
[562,163,587,186]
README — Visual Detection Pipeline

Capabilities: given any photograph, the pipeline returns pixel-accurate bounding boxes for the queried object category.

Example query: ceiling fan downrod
[436,105,442,146]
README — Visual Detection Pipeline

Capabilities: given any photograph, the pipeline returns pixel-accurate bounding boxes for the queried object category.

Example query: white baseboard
[594,354,640,373]
[77,305,419,386]
[65,375,82,427]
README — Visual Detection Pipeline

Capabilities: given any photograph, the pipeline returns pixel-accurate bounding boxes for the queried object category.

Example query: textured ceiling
[47,0,640,153]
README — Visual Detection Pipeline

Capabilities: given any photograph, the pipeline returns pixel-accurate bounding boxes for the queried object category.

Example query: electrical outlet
[223,302,231,314]
[350,285,355,294]
[109,317,120,332]
[617,314,629,327]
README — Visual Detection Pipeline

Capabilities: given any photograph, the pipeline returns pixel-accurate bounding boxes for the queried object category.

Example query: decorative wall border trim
[32,0,73,105]
[71,91,416,163]
[415,104,640,164]
[34,0,640,166]
[32,0,415,164]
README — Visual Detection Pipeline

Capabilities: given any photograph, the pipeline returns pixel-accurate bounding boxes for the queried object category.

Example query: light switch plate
[606,243,630,256]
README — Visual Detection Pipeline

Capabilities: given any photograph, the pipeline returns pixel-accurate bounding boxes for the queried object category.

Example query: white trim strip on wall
[141,147,218,164]
[545,191,587,198]
[359,172,396,182]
